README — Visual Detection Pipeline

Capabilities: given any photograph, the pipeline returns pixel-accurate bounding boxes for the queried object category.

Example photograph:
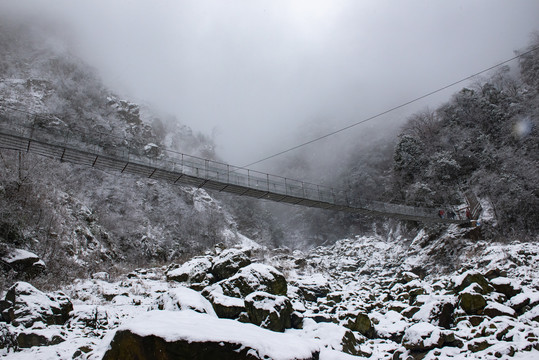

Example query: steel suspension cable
[241,45,539,169]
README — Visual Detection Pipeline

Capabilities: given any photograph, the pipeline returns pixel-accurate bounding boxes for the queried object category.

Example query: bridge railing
[0,114,342,205]
[0,112,468,222]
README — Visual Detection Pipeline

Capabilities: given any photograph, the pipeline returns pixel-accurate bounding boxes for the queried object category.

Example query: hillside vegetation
[0,22,248,290]
[325,37,539,240]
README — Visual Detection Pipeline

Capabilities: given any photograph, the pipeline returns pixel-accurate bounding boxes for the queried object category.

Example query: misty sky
[2,0,539,169]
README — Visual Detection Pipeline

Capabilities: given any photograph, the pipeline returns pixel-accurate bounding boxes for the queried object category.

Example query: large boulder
[152,286,216,316]
[507,293,532,314]
[482,302,516,318]
[16,328,65,348]
[412,296,456,329]
[68,305,109,330]
[372,310,409,343]
[218,264,287,298]
[395,271,420,284]
[211,249,251,280]
[101,310,320,360]
[245,291,292,332]
[345,312,375,338]
[1,248,45,277]
[1,282,73,327]
[453,271,493,295]
[490,277,521,299]
[166,256,214,289]
[459,292,487,315]
[293,274,331,302]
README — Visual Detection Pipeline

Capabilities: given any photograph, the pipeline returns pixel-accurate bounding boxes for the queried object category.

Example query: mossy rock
[341,329,371,356]
[346,313,374,338]
[454,272,493,295]
[245,292,292,332]
[459,293,487,315]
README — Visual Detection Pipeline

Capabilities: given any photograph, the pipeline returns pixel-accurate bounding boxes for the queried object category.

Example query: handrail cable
[241,45,539,168]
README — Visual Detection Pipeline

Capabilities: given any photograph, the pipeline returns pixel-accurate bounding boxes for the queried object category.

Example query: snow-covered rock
[452,270,493,294]
[1,282,73,327]
[293,319,369,357]
[483,302,516,318]
[100,310,320,360]
[166,256,214,289]
[412,295,456,329]
[244,291,292,332]
[211,248,251,280]
[217,263,288,298]
[151,286,216,316]
[16,327,65,348]
[402,322,444,351]
[490,276,521,299]
[1,249,45,277]
[202,284,246,319]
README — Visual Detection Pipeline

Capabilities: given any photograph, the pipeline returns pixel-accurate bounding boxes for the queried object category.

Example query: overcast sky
[2,0,539,169]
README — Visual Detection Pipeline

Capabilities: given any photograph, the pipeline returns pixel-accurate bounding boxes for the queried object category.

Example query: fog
[2,0,538,173]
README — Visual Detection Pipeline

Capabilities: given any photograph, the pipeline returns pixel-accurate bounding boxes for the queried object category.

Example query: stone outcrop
[345,312,374,338]
[102,311,320,360]
[217,263,287,298]
[166,256,214,290]
[1,282,73,327]
[211,249,251,281]
[245,291,292,332]
[459,292,487,315]
[1,248,45,277]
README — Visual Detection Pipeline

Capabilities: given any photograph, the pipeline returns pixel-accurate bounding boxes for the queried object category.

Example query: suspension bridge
[0,118,477,224]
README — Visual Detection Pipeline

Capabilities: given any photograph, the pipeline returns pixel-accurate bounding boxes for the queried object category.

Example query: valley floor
[1,228,539,359]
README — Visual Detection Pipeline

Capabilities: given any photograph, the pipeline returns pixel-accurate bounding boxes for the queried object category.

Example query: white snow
[289,318,364,356]
[484,302,516,317]
[372,310,409,340]
[3,232,539,359]
[156,286,217,316]
[2,249,39,263]
[96,310,319,360]
[166,256,212,279]
[402,322,441,348]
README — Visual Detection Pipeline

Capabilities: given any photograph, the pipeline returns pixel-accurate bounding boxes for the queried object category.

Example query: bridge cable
[241,45,539,169]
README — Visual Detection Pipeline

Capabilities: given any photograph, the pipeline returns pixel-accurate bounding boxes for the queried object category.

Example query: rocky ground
[1,225,538,359]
